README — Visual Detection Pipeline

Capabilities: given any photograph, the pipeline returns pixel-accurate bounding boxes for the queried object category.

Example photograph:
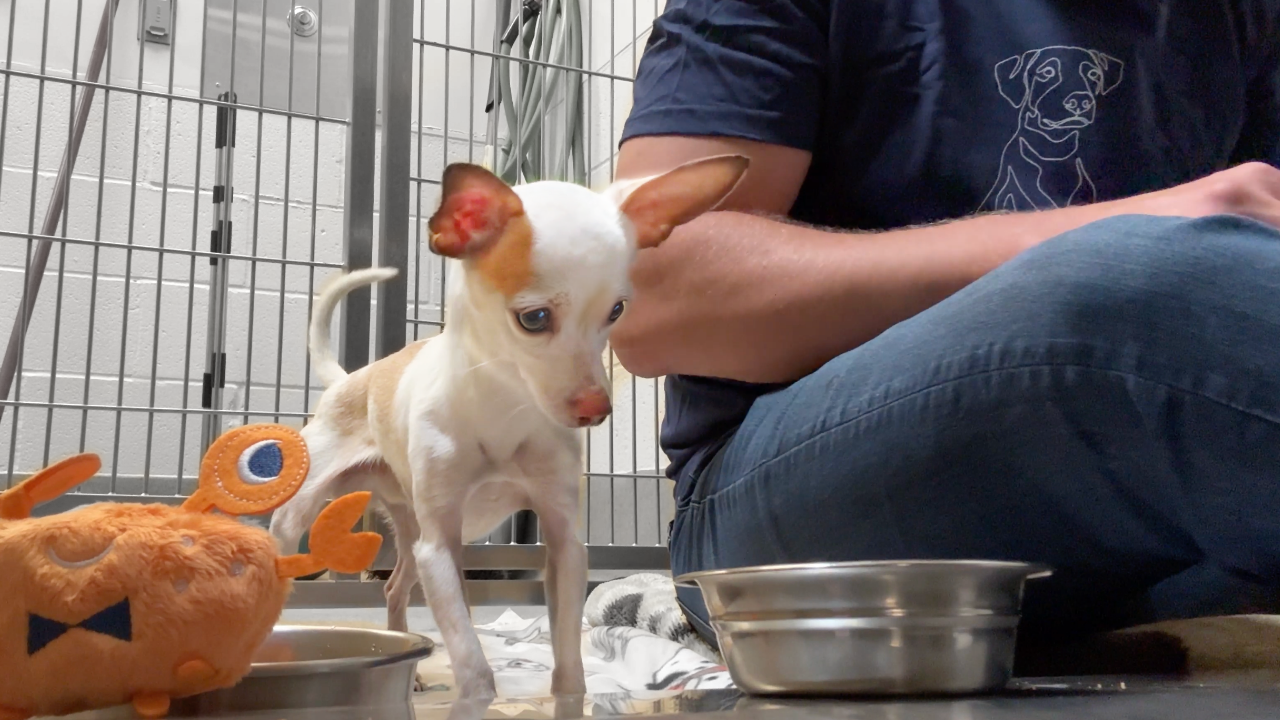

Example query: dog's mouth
[1039,116,1090,130]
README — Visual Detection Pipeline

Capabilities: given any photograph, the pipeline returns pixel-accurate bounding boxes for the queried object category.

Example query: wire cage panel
[1,0,675,605]
[201,0,354,120]
[1,0,353,497]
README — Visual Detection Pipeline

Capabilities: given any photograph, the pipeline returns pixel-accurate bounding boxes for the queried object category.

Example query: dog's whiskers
[501,403,532,423]
[459,358,498,377]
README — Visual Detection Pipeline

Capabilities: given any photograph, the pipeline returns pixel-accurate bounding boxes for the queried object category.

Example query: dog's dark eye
[1036,66,1055,80]
[607,301,626,324]
[516,308,552,333]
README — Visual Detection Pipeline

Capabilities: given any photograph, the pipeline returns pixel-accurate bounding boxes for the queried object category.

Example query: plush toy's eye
[237,440,284,485]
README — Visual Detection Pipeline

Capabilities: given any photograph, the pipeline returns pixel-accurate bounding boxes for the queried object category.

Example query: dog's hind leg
[269,436,379,554]
[269,471,336,555]
[380,498,427,692]
[382,500,422,633]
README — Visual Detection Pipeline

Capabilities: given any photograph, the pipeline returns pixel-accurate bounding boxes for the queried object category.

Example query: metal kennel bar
[0,0,673,608]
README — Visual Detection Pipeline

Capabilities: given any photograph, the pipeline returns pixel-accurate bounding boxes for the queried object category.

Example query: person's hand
[1125,162,1280,229]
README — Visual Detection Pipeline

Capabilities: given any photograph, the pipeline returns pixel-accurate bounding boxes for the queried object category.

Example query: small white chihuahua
[269,155,748,698]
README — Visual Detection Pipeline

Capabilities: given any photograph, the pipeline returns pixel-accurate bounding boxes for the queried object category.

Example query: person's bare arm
[610,136,1280,383]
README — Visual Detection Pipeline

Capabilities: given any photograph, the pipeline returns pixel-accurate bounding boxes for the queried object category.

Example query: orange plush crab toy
[0,423,382,720]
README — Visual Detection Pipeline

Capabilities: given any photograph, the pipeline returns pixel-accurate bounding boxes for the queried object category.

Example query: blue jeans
[670,215,1280,647]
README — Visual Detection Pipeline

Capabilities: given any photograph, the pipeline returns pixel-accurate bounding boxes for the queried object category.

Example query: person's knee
[675,584,719,649]
[1019,213,1280,290]
[987,213,1280,346]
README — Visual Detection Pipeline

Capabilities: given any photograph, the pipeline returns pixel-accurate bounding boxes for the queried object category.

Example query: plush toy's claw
[276,550,326,579]
[0,453,100,520]
[276,492,383,579]
[131,692,170,719]
[174,657,219,691]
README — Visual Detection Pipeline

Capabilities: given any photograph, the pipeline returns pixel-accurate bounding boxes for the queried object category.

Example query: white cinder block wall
[0,0,670,544]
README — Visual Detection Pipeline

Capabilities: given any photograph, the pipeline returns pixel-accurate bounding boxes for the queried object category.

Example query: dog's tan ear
[428,163,525,258]
[610,154,750,249]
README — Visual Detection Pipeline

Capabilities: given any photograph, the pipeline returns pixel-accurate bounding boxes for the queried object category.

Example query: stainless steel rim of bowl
[713,615,1023,632]
[673,559,1053,586]
[246,626,435,677]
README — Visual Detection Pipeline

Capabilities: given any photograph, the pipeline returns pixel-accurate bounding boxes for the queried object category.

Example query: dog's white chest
[461,480,530,541]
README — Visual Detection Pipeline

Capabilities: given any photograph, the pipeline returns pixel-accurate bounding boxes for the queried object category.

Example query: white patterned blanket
[412,574,731,717]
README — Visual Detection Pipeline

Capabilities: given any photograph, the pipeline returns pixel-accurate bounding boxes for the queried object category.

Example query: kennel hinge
[200,353,228,409]
[214,92,237,149]
[209,221,232,264]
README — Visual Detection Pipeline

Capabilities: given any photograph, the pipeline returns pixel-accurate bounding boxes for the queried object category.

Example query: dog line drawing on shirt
[980,46,1125,212]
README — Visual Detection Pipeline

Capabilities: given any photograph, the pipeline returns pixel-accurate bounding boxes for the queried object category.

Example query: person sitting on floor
[603,0,1280,662]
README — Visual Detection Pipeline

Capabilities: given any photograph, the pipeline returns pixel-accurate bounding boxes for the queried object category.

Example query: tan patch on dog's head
[427,163,534,297]
[471,213,533,297]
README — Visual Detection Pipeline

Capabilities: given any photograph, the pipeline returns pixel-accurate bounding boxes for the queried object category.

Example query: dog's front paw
[446,697,496,720]
[456,667,497,701]
[387,611,409,634]
[550,667,586,697]
[553,694,586,720]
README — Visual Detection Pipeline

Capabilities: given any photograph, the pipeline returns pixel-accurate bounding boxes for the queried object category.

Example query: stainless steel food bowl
[676,560,1051,697]
[169,625,434,717]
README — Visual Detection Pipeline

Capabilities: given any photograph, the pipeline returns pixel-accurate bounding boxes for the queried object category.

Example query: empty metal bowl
[169,625,434,717]
[676,560,1051,697]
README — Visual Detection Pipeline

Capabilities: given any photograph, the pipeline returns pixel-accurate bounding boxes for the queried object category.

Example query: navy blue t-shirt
[621,0,1280,485]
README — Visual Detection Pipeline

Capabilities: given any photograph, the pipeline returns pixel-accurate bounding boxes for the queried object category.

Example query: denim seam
[683,360,1280,510]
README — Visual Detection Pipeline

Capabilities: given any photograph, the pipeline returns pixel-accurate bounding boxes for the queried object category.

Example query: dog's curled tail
[310,267,399,387]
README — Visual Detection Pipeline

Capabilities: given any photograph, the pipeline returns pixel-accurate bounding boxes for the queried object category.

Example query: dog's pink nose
[570,388,611,427]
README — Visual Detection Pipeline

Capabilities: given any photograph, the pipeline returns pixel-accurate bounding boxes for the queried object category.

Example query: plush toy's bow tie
[27,598,132,655]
